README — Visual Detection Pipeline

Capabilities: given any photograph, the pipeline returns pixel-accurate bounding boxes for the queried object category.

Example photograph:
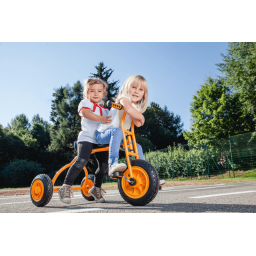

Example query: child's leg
[88,150,108,203]
[95,128,123,165]
[94,151,108,188]
[136,143,145,160]
[95,128,127,175]
[59,141,93,204]
[64,141,93,185]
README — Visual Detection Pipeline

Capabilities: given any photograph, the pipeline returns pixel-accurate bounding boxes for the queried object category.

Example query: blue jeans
[95,128,144,165]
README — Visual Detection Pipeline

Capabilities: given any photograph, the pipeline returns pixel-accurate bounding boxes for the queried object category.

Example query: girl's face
[87,83,105,103]
[128,82,145,104]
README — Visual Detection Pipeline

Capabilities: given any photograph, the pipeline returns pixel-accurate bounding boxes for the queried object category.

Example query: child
[96,75,166,187]
[58,78,112,204]
[95,75,148,175]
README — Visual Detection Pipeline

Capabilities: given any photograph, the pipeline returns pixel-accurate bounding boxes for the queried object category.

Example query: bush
[0,159,45,188]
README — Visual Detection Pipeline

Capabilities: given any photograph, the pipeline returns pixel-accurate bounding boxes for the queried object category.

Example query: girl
[58,78,112,204]
[95,75,147,176]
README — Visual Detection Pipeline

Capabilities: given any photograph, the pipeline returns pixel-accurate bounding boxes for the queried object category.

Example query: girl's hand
[100,115,112,124]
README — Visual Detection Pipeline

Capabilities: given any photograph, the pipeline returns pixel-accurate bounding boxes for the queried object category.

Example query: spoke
[137,186,143,194]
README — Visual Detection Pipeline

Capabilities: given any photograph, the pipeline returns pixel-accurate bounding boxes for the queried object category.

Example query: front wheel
[30,174,53,207]
[81,174,95,201]
[118,159,159,206]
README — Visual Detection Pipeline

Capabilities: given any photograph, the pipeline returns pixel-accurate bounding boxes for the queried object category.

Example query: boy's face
[128,83,145,103]
[87,83,105,103]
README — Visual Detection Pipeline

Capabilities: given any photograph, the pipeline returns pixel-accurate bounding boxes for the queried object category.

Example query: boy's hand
[100,116,112,124]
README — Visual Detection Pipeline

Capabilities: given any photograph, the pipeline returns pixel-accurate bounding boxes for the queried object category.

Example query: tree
[48,81,83,158]
[216,42,256,124]
[7,114,38,150]
[183,76,255,145]
[30,114,51,150]
[90,62,120,101]
[136,102,186,150]
[8,114,30,135]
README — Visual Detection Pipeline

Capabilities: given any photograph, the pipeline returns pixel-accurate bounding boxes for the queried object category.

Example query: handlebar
[106,100,123,110]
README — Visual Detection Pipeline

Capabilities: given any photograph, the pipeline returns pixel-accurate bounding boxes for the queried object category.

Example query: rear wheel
[30,174,53,207]
[118,159,159,206]
[81,174,95,201]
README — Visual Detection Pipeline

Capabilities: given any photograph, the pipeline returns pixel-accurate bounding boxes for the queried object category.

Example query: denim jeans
[95,128,144,165]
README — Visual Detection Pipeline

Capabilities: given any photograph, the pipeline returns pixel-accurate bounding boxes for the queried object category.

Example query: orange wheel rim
[121,167,149,199]
[31,180,44,202]
[82,179,94,197]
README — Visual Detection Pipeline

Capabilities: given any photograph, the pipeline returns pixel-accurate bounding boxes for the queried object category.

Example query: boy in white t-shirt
[58,78,112,204]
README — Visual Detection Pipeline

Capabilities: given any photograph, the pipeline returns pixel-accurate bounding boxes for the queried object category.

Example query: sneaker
[58,184,74,204]
[159,180,166,186]
[108,162,127,176]
[88,186,106,203]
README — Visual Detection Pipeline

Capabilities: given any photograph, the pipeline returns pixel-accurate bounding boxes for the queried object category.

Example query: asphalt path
[1,181,256,213]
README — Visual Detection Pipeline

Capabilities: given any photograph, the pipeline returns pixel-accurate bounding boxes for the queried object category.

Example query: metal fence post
[229,134,235,178]
[227,155,230,178]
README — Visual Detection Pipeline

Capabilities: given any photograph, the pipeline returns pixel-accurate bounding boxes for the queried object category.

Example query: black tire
[81,174,95,201]
[30,174,53,207]
[118,159,159,206]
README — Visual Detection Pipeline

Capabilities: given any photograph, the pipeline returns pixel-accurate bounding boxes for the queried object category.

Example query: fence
[144,131,256,180]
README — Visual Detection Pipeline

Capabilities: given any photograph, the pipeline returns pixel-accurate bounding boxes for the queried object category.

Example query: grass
[163,169,256,184]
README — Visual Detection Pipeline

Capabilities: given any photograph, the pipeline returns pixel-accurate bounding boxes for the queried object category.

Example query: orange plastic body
[52,112,138,191]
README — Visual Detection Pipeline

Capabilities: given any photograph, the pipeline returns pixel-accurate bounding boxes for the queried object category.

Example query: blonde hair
[83,78,108,105]
[116,75,148,113]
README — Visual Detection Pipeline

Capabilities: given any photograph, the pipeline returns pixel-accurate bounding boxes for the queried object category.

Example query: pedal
[110,172,124,179]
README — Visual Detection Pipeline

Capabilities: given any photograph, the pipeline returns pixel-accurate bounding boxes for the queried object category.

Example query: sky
[0,42,229,132]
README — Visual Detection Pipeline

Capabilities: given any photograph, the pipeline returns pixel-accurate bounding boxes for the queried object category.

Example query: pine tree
[90,62,120,102]
[48,81,83,157]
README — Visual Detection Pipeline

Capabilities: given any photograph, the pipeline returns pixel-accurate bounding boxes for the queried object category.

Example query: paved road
[1,181,256,213]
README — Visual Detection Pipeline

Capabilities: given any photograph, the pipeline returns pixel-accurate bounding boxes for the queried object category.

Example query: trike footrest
[110,172,124,179]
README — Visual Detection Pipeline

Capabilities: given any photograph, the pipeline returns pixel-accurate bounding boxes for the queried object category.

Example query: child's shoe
[159,180,166,190]
[88,186,106,203]
[159,180,166,186]
[109,162,127,176]
[58,184,74,204]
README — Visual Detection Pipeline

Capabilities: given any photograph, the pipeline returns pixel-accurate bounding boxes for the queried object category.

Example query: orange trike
[30,103,159,207]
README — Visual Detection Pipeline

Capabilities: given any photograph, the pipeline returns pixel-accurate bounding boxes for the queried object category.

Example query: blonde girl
[58,78,112,204]
[95,75,148,176]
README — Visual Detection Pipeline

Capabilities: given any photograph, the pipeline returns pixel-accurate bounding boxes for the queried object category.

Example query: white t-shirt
[97,96,140,132]
[77,99,109,143]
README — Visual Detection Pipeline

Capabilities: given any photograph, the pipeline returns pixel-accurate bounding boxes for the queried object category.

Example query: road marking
[50,208,104,213]
[0,193,120,206]
[190,190,256,198]
[160,185,234,193]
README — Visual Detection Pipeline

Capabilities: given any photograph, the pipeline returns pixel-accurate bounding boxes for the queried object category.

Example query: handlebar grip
[106,100,123,110]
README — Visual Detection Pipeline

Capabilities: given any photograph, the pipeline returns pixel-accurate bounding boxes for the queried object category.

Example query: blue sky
[0,42,229,131]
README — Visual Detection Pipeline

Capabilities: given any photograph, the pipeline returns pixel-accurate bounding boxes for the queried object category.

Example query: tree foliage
[90,62,120,102]
[49,81,83,156]
[183,76,255,145]
[216,42,256,122]
[136,102,186,150]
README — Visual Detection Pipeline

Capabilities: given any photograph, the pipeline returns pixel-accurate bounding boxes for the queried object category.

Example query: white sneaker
[159,180,166,186]
[109,162,127,176]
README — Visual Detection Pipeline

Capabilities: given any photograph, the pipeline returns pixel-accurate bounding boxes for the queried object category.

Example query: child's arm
[132,118,144,127]
[81,109,112,124]
[120,98,145,127]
